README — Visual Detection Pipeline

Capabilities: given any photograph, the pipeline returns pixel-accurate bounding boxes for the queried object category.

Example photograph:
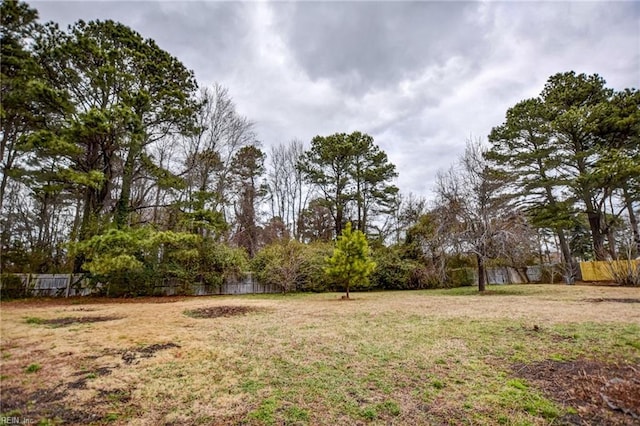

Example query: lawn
[1,284,639,425]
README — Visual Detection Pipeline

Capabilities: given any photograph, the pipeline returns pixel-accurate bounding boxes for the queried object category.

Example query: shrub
[252,240,334,292]
[251,241,301,293]
[370,247,414,290]
[72,227,248,296]
[370,246,444,290]
[607,260,640,286]
[0,274,28,299]
[446,268,475,288]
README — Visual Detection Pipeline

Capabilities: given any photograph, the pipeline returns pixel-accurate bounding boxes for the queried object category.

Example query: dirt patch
[67,366,113,389]
[0,384,102,423]
[121,342,181,364]
[26,315,123,327]
[0,343,165,423]
[184,305,261,318]
[512,359,640,425]
[584,298,640,304]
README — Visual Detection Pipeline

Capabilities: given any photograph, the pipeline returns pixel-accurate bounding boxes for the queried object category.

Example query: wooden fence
[4,261,632,298]
[579,260,640,282]
[0,273,280,298]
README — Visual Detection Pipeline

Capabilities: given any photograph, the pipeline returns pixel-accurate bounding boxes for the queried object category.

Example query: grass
[0,284,638,424]
[25,363,41,374]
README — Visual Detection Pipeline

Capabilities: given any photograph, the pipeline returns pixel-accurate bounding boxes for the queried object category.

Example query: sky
[32,0,640,200]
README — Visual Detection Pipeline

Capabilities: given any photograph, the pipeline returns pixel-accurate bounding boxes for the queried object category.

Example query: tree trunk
[586,210,607,260]
[335,203,343,238]
[556,228,576,284]
[0,169,9,213]
[606,228,618,260]
[477,253,486,292]
[115,140,141,229]
[623,185,640,255]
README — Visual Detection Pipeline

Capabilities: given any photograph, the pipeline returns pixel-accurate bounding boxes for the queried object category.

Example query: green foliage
[299,131,398,237]
[71,226,247,296]
[488,71,640,261]
[252,240,334,292]
[324,223,376,298]
[370,246,436,290]
[0,274,27,299]
[196,240,248,287]
[447,268,476,287]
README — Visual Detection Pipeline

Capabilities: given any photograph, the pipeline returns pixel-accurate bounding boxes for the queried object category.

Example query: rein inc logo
[0,417,35,425]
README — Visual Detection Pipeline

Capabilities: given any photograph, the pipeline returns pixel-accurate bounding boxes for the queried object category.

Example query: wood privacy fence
[3,274,90,297]
[3,261,634,298]
[0,273,280,298]
[579,260,640,282]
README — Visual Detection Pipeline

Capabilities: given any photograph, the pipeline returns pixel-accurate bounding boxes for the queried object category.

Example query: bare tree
[266,140,310,240]
[436,140,532,292]
[180,84,256,236]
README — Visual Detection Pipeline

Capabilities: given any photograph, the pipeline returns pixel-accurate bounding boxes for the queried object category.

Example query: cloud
[32,0,640,201]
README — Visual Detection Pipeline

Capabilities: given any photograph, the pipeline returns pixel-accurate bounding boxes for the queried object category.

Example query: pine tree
[324,222,376,299]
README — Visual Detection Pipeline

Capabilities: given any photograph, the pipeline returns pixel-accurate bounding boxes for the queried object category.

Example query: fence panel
[580,260,640,281]
[30,274,68,296]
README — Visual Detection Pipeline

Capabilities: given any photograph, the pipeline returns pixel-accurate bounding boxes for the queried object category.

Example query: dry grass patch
[184,305,263,318]
[1,284,639,425]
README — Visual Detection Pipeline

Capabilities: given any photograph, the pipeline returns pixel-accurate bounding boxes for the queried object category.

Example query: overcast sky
[32,0,640,200]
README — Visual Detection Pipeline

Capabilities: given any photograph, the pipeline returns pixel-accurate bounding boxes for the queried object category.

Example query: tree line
[1,1,638,294]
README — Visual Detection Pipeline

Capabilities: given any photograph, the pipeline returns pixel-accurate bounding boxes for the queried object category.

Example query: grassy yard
[1,284,639,425]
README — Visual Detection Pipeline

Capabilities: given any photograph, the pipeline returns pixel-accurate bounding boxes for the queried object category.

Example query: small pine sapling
[324,223,376,299]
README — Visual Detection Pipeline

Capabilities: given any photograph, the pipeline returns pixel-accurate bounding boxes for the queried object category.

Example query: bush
[196,240,248,287]
[72,227,248,296]
[446,268,475,288]
[370,247,444,290]
[540,264,565,284]
[370,247,413,290]
[607,260,640,286]
[299,242,336,292]
[251,241,334,293]
[0,274,28,299]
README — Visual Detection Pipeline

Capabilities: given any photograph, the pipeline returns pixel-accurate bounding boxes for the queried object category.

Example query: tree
[266,139,310,240]
[299,133,355,237]
[324,222,376,299]
[298,198,334,242]
[1,0,42,210]
[1,0,74,271]
[299,131,398,238]
[436,140,532,292]
[181,85,256,231]
[598,88,640,256]
[488,72,639,262]
[487,97,579,282]
[230,145,266,257]
[404,207,449,284]
[33,19,199,239]
[349,132,399,234]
